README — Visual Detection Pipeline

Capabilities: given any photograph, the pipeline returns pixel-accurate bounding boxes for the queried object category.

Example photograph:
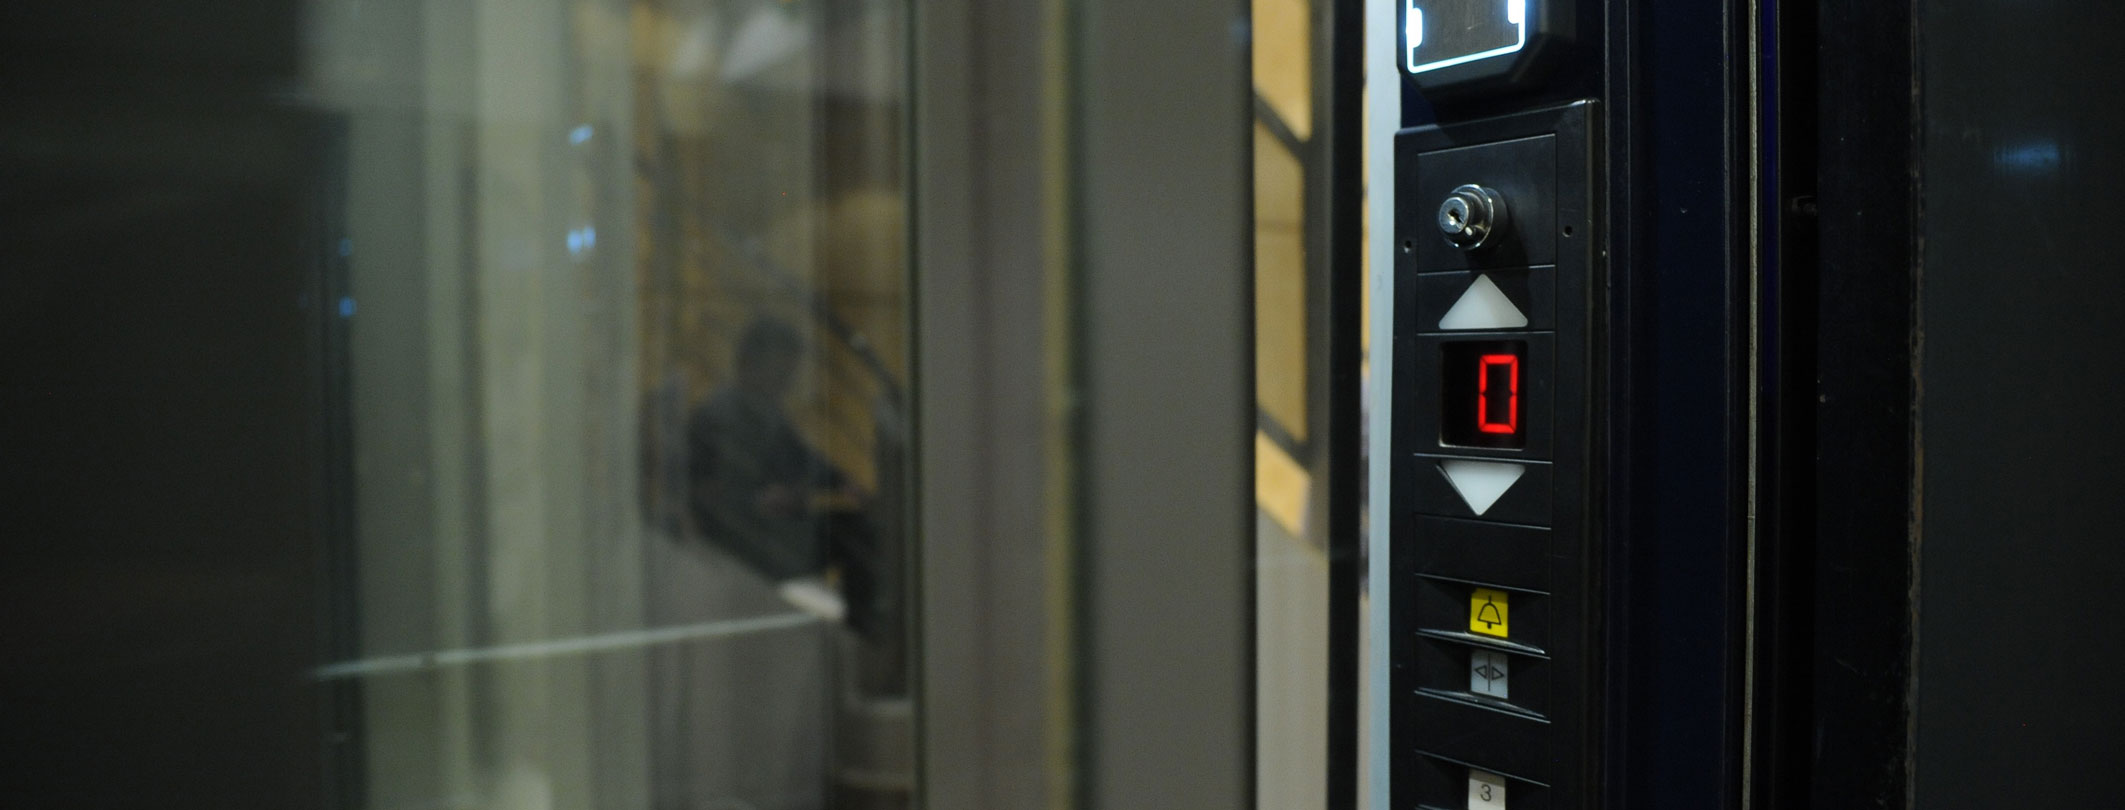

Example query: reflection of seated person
[687,319,878,631]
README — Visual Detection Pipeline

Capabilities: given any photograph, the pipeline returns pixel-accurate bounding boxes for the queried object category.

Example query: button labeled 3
[1469,769,1507,810]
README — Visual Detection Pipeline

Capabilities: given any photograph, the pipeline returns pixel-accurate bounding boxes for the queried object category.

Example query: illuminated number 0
[1476,353,1520,435]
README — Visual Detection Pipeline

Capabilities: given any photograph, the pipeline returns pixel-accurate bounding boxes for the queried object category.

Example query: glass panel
[1255,124,1310,444]
[305,0,913,807]
[1251,4,1328,806]
[1253,0,1314,141]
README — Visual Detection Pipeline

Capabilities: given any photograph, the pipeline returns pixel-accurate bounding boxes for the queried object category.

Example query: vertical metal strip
[1042,0,1080,805]
[1323,0,1368,805]
[1363,0,1402,806]
[1741,0,1764,805]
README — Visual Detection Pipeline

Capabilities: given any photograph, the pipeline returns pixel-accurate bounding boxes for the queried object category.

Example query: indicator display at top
[1404,0,1528,75]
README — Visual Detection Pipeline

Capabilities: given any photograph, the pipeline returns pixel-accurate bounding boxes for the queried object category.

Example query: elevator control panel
[1389,102,1600,810]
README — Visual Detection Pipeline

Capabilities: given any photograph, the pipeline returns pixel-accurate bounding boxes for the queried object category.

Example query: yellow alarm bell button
[1470,587,1510,638]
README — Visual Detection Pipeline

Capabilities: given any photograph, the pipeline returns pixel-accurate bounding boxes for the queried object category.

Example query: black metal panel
[1403,135,1561,272]
[1323,0,1367,806]
[1911,1,2125,807]
[1596,0,1750,807]
[1799,0,1922,806]
[1746,0,1822,805]
[1391,101,1601,810]
[1408,517,1555,588]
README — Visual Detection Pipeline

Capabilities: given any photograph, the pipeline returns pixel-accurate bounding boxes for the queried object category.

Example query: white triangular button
[1438,274,1529,331]
[1439,459,1526,516]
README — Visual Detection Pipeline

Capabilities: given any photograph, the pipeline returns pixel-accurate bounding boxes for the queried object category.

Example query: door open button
[1471,649,1510,699]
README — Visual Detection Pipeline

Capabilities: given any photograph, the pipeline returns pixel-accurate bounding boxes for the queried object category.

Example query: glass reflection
[307,0,911,807]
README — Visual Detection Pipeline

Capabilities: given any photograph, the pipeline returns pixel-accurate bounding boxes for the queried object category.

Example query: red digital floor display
[1442,340,1528,449]
[1477,353,1521,434]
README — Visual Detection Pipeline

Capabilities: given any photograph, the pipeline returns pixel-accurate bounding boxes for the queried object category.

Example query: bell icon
[1469,587,1511,637]
[1476,599,1504,630]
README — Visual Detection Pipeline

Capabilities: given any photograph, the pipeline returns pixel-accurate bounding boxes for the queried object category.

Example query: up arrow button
[1438,273,1529,331]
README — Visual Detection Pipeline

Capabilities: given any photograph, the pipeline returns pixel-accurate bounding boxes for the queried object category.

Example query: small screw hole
[1562,226,1575,237]
[1402,240,1413,252]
